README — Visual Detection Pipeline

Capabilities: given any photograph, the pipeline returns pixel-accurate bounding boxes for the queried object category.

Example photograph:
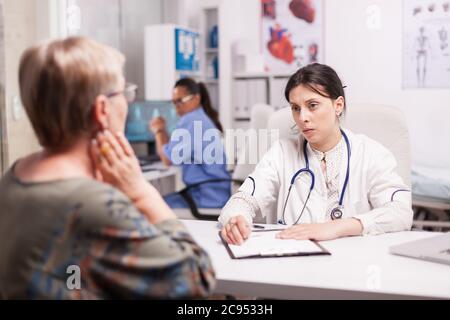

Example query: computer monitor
[125,100,178,143]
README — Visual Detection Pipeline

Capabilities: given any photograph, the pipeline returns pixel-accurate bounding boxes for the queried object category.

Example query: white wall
[212,0,450,171]
[325,0,450,170]
[2,0,41,169]
[120,0,163,100]
[163,0,200,30]
[218,0,261,132]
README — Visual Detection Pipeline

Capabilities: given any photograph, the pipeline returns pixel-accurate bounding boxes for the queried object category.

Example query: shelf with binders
[205,47,219,54]
[231,73,291,129]
[233,72,291,79]
[204,78,219,84]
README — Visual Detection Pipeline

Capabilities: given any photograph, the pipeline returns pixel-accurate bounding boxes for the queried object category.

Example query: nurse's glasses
[172,94,195,106]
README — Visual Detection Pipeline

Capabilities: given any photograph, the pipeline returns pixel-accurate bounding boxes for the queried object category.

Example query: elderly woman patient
[0,37,215,299]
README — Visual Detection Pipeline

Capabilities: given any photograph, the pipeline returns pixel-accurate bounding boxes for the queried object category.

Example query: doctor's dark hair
[284,63,347,114]
[174,78,223,133]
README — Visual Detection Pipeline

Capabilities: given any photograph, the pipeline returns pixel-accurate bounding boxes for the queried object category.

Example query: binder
[233,80,248,119]
[270,77,289,111]
[219,229,331,259]
[247,79,268,118]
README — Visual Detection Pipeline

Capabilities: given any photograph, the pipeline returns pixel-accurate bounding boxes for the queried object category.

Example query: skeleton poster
[403,0,450,88]
[261,0,324,73]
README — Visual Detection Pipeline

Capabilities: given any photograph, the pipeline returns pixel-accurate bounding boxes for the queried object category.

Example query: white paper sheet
[227,230,323,258]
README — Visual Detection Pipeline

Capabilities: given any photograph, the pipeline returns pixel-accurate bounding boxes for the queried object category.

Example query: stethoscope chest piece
[330,206,344,220]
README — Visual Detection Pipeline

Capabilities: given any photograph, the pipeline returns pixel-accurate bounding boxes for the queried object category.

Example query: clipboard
[219,230,331,259]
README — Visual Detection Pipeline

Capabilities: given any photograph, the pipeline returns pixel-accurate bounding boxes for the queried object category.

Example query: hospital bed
[411,166,450,231]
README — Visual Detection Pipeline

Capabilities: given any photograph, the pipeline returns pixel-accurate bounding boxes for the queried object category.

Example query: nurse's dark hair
[174,78,223,133]
[284,63,347,114]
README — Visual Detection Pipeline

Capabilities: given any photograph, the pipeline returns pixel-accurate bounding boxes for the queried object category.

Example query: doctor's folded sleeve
[218,191,257,227]
[352,142,413,236]
[354,201,413,236]
[218,141,283,227]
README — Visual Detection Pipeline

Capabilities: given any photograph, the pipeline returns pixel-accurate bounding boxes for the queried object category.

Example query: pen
[252,224,265,229]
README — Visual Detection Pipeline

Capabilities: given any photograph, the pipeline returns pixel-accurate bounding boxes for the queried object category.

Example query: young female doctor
[219,63,413,245]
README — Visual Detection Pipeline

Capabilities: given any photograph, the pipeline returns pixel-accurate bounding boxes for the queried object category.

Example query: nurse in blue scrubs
[149,78,231,208]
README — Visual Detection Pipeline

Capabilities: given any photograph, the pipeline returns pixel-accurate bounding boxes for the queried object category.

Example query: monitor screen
[125,101,178,143]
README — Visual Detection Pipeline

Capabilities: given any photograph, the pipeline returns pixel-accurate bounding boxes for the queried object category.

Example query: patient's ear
[92,95,110,130]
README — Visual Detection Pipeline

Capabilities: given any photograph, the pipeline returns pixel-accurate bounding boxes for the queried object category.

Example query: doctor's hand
[221,216,252,245]
[276,219,363,241]
[276,222,341,241]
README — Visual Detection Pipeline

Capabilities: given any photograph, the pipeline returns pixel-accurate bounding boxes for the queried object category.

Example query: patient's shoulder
[74,179,139,218]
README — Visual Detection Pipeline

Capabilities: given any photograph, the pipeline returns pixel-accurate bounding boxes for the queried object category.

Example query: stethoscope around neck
[247,129,351,226]
[280,129,351,225]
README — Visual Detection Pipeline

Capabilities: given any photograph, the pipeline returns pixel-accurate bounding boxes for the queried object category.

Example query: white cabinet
[145,24,201,100]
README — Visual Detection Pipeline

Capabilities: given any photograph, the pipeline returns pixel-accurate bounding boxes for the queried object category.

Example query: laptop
[389,233,450,265]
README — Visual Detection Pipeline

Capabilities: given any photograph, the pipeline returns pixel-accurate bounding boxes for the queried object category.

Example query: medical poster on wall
[175,28,200,72]
[261,0,324,73]
[403,0,450,88]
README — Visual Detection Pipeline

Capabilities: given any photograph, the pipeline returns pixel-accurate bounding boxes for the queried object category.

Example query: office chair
[341,103,411,186]
[340,104,448,230]
[175,179,247,221]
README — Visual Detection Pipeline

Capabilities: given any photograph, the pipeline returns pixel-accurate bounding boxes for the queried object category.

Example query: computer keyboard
[139,159,153,166]
[137,155,160,166]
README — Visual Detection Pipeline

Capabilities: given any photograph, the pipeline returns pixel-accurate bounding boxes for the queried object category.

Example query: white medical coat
[219,129,413,236]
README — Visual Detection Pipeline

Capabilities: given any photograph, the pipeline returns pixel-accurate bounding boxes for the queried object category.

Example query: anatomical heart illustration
[289,0,316,23]
[261,0,323,72]
[267,23,295,64]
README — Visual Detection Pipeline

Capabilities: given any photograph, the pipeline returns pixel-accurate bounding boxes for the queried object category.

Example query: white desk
[182,220,450,300]
[142,162,183,196]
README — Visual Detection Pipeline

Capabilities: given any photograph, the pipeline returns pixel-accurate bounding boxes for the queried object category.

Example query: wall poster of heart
[261,0,324,73]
